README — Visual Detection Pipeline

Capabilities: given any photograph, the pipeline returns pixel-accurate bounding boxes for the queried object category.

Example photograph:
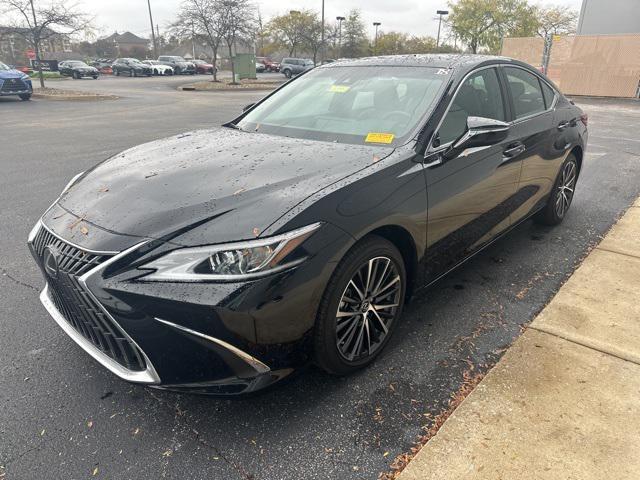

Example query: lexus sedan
[157,55,196,75]
[192,59,215,75]
[142,60,174,76]
[112,58,152,77]
[28,55,587,395]
[59,60,99,79]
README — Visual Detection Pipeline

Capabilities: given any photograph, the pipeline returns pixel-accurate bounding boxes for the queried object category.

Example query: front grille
[1,78,27,93]
[32,226,147,372]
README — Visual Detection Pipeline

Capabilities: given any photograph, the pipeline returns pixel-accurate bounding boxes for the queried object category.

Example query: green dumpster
[233,53,256,80]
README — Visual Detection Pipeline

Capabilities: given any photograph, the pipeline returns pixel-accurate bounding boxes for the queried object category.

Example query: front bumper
[28,217,351,394]
[0,78,32,96]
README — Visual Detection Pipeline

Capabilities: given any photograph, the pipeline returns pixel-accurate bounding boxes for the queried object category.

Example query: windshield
[68,61,88,67]
[238,66,448,146]
[0,61,11,71]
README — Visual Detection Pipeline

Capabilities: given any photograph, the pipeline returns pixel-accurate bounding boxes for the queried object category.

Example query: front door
[424,66,522,282]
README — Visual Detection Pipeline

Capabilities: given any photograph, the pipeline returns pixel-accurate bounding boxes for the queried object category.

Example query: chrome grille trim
[31,222,160,384]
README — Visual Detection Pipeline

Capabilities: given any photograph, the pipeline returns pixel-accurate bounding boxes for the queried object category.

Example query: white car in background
[142,60,174,76]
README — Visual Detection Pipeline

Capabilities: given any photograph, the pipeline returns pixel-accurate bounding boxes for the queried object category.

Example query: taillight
[580,113,588,126]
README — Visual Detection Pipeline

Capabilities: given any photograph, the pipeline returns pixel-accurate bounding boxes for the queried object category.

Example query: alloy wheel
[335,256,402,362]
[555,160,577,218]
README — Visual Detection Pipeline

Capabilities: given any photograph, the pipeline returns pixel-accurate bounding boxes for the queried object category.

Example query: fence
[501,34,640,98]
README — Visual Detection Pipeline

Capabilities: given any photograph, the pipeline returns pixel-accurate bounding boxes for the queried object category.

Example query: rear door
[500,66,566,224]
[424,66,522,282]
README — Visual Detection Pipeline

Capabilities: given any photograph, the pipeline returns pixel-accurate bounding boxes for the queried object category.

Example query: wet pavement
[1,80,639,479]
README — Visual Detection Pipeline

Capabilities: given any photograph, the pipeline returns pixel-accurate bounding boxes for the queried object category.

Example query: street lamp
[147,0,157,57]
[373,22,381,55]
[336,16,345,57]
[436,10,449,48]
[320,0,325,64]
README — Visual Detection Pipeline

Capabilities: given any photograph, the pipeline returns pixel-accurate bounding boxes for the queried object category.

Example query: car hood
[54,128,394,246]
[0,69,28,80]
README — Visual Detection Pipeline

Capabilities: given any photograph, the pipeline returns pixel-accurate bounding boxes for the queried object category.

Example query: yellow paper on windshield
[365,132,395,144]
[329,85,350,93]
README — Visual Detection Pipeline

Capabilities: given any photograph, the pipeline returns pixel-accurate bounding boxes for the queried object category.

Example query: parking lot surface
[1,77,639,479]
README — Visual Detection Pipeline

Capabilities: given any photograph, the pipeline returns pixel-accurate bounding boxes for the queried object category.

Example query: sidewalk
[399,197,640,480]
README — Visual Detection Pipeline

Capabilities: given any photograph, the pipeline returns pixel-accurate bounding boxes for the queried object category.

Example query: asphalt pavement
[1,76,639,480]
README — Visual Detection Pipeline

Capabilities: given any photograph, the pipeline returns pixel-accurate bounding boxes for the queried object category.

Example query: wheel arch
[363,225,418,302]
[569,145,583,176]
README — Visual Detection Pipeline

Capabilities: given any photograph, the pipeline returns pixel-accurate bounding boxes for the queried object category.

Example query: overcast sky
[78,0,583,40]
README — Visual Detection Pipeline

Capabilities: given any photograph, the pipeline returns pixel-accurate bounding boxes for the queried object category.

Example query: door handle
[503,143,525,158]
[557,121,570,130]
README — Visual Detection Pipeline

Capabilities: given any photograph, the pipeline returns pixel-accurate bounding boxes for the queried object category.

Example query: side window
[504,67,545,119]
[436,68,505,146]
[540,80,556,109]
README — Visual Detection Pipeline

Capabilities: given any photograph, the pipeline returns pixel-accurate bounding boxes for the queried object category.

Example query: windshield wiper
[226,122,245,132]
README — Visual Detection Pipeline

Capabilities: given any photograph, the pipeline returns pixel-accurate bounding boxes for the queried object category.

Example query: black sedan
[112,58,152,77]
[58,60,99,79]
[28,55,587,395]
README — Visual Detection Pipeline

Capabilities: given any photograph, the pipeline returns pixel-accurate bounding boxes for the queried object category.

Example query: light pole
[147,0,157,58]
[436,10,448,48]
[373,22,381,55]
[336,16,345,58]
[320,0,325,64]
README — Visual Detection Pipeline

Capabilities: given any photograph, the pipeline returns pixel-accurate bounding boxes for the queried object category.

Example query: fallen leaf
[80,226,89,236]
[40,429,45,437]
[162,449,172,457]
[92,466,98,476]
[252,227,260,237]
[87,421,93,428]
[133,427,140,436]
[383,451,390,457]
[233,187,245,195]
[98,186,109,193]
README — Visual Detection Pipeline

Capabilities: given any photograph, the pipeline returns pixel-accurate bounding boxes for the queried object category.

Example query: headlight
[140,222,322,282]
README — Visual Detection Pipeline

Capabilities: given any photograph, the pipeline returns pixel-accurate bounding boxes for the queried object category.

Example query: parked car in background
[13,65,32,74]
[157,56,195,75]
[91,59,114,75]
[257,57,279,72]
[112,58,152,77]
[59,60,99,79]
[255,62,266,73]
[142,60,174,76]
[280,58,315,78]
[192,59,215,74]
[0,61,32,100]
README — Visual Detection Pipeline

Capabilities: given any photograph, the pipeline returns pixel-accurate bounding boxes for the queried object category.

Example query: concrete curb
[396,198,640,480]
[32,93,119,101]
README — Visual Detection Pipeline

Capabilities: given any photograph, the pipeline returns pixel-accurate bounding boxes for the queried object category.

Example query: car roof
[323,53,513,70]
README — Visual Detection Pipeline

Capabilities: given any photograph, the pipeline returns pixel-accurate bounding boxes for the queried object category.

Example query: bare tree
[219,0,255,84]
[536,6,579,38]
[173,0,225,81]
[1,0,90,88]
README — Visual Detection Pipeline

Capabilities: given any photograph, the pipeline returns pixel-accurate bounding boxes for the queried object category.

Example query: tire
[73,71,79,79]
[19,94,31,101]
[92,75,98,80]
[130,69,135,77]
[114,69,119,76]
[175,67,182,75]
[313,235,406,375]
[167,69,173,76]
[535,153,579,226]
[284,69,292,79]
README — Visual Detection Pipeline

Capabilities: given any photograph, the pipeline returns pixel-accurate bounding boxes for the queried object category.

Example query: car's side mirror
[243,103,255,112]
[443,116,509,161]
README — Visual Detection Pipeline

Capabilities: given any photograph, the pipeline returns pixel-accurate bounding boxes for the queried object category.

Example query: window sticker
[365,132,395,144]
[329,85,351,93]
